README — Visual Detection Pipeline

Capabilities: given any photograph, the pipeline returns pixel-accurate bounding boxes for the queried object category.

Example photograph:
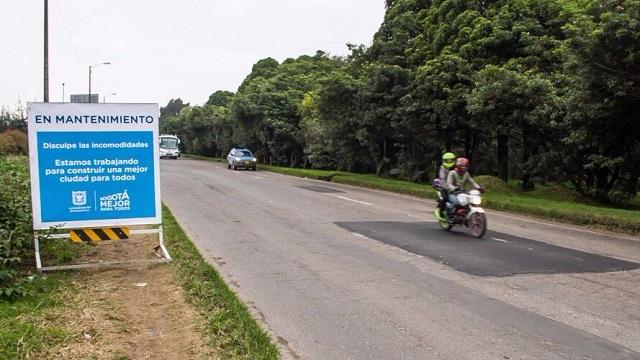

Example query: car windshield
[237,150,253,157]
[160,138,178,149]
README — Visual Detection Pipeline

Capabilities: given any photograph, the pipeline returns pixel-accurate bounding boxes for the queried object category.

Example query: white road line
[337,196,372,206]
[254,176,264,179]
[492,237,509,243]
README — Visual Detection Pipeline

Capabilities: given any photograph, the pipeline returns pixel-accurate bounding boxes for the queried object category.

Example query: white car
[227,148,257,170]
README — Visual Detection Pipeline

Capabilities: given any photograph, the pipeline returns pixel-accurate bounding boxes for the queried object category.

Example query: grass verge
[185,155,640,235]
[162,204,279,359]
[183,154,225,163]
[0,275,71,359]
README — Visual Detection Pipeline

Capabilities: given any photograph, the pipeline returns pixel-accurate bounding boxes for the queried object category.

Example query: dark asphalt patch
[336,221,640,277]
[296,185,345,193]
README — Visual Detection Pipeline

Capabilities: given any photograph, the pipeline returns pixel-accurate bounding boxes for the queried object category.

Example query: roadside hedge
[0,156,33,300]
[0,129,28,156]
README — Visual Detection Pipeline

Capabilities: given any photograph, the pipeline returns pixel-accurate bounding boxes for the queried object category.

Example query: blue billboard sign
[27,103,161,230]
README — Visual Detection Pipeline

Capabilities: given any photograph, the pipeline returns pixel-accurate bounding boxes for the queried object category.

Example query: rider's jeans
[448,193,461,211]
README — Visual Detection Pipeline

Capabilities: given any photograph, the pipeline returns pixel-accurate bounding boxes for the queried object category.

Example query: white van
[159,134,180,159]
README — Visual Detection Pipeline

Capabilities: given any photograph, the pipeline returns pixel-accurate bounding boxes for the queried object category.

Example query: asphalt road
[161,158,640,360]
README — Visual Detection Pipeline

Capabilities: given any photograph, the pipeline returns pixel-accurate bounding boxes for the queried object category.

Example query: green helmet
[442,152,456,169]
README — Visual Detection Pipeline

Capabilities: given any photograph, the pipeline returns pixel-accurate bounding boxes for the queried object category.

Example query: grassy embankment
[0,156,278,359]
[183,154,640,235]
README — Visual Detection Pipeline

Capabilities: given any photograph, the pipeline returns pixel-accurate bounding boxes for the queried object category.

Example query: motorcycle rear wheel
[469,213,487,238]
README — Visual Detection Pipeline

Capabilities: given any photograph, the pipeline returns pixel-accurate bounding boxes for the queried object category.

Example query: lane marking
[254,176,264,179]
[492,237,509,243]
[337,196,372,206]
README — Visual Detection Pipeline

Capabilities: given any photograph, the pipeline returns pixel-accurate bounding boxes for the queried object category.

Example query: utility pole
[88,62,110,103]
[62,82,65,102]
[44,0,49,102]
[88,66,92,102]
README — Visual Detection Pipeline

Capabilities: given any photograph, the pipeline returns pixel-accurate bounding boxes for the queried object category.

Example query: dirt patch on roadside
[42,235,215,359]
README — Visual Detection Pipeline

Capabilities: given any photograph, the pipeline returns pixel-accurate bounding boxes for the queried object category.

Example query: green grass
[183,154,225,163]
[0,275,71,359]
[0,211,279,360]
[477,176,640,234]
[261,164,437,197]
[162,204,279,360]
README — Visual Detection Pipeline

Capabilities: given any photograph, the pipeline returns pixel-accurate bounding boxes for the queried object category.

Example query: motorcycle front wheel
[439,218,452,231]
[469,213,487,238]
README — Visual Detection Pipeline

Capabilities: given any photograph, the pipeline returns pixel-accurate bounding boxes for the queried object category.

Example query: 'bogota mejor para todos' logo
[100,190,131,212]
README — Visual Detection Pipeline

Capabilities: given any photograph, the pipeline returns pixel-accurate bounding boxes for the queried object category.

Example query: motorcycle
[432,179,488,238]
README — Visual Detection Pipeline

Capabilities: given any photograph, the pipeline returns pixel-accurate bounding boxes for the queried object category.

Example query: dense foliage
[0,157,33,300]
[0,105,26,133]
[162,0,640,204]
[0,105,27,156]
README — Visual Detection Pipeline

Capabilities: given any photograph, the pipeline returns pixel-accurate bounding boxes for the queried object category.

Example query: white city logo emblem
[72,191,87,206]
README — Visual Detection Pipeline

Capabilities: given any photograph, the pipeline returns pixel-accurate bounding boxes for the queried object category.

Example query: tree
[160,98,189,119]
[206,90,234,107]
[357,64,411,175]
[467,65,555,188]
[160,98,189,134]
[231,53,345,166]
[0,104,26,132]
[562,0,640,202]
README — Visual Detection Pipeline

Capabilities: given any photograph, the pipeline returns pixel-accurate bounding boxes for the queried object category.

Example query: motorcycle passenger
[434,152,456,221]
[446,157,482,215]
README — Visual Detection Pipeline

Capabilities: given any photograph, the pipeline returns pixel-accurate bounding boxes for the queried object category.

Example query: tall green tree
[562,0,640,202]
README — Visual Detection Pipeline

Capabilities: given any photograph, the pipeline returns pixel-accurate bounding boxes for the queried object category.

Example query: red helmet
[456,157,469,171]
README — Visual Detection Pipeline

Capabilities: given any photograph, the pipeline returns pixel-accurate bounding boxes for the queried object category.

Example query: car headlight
[252,157,257,162]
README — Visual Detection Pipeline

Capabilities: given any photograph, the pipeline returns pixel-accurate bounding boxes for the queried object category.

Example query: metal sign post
[27,103,170,271]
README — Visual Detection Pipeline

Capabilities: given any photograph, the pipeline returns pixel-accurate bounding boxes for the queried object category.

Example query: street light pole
[88,62,110,103]
[62,82,65,102]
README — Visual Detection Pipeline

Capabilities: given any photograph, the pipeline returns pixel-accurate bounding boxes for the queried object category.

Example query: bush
[0,130,28,156]
[0,156,33,300]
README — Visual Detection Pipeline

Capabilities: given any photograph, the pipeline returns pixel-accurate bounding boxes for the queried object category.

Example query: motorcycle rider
[434,152,456,221]
[446,157,482,216]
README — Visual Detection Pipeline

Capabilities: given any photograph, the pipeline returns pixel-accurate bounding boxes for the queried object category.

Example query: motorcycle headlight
[470,196,482,205]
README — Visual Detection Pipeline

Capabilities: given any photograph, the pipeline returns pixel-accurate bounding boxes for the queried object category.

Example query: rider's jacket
[446,170,481,192]
[438,166,450,186]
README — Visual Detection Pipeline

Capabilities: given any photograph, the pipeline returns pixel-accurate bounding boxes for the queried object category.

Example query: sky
[0,0,386,109]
